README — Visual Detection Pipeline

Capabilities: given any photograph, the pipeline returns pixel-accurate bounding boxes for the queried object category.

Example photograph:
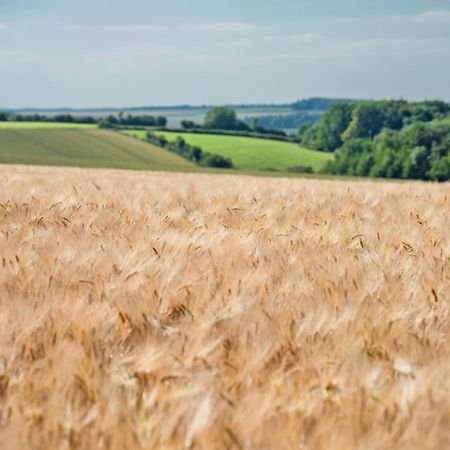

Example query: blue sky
[1,1,450,107]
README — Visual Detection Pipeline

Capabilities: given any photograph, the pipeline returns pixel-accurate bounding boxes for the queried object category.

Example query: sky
[1,0,450,108]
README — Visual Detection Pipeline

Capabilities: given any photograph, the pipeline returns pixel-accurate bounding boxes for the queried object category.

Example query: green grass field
[123,130,332,171]
[0,122,96,129]
[0,129,196,171]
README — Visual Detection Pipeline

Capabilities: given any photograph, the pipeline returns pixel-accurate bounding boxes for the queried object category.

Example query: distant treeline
[168,127,293,142]
[292,97,364,111]
[3,97,364,114]
[145,131,233,169]
[242,98,365,131]
[0,112,97,123]
[180,107,292,140]
[244,112,322,130]
[99,114,167,127]
[0,111,169,127]
[300,100,450,181]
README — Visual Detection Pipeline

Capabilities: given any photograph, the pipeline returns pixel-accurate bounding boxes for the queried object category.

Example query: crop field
[0,122,96,129]
[124,130,332,171]
[0,164,449,450]
[0,129,196,172]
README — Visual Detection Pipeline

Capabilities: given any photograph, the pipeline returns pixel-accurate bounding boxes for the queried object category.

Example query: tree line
[99,114,167,128]
[299,100,450,181]
[180,107,290,139]
[0,112,168,127]
[243,112,322,131]
[145,132,233,169]
[0,112,97,123]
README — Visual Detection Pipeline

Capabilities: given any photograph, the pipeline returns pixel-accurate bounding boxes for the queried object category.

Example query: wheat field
[0,165,449,450]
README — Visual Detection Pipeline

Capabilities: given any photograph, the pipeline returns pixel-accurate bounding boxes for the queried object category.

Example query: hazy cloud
[178,22,256,32]
[3,3,450,107]
[61,22,256,35]
[0,50,41,64]
[263,34,322,43]
[93,42,180,61]
[382,10,450,23]
[61,24,161,34]
[413,10,450,22]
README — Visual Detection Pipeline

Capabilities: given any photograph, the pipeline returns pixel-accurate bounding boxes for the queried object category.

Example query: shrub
[201,154,234,168]
[286,165,314,174]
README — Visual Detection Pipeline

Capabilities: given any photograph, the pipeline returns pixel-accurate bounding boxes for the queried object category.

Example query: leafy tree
[316,104,353,150]
[343,104,385,140]
[181,120,196,129]
[204,107,249,131]
[402,146,430,179]
[156,116,167,127]
[428,156,450,182]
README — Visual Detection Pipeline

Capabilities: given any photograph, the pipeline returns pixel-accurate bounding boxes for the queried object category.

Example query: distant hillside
[0,128,196,172]
[244,98,365,131]
[3,98,363,116]
[291,97,364,111]
[2,98,365,132]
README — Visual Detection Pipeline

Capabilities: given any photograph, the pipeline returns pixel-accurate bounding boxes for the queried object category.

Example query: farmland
[8,105,294,128]
[124,130,333,171]
[0,128,196,172]
[0,164,449,449]
[0,122,96,129]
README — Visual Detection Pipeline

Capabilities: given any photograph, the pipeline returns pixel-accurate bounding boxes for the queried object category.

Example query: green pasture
[123,129,332,171]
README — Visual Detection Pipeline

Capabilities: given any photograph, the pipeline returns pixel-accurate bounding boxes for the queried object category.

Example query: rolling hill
[0,128,196,172]
[123,130,332,171]
[0,122,96,129]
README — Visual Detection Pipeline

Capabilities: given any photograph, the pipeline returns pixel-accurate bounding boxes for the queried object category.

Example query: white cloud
[62,22,256,35]
[178,22,256,33]
[263,33,322,43]
[94,42,179,61]
[256,37,450,63]
[0,24,7,30]
[382,10,450,23]
[62,24,161,34]
[355,37,450,56]
[413,10,450,22]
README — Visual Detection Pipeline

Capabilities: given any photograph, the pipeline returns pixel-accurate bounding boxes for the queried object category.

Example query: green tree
[428,156,450,182]
[312,104,353,151]
[204,107,248,130]
[343,104,385,140]
[156,116,167,127]
[181,120,196,129]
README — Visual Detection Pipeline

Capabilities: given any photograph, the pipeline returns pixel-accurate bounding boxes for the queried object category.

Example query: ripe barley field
[0,165,449,450]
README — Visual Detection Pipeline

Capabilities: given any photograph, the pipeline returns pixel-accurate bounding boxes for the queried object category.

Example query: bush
[145,131,234,169]
[98,119,117,129]
[201,154,234,169]
[181,120,196,129]
[204,107,249,131]
[286,165,314,174]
